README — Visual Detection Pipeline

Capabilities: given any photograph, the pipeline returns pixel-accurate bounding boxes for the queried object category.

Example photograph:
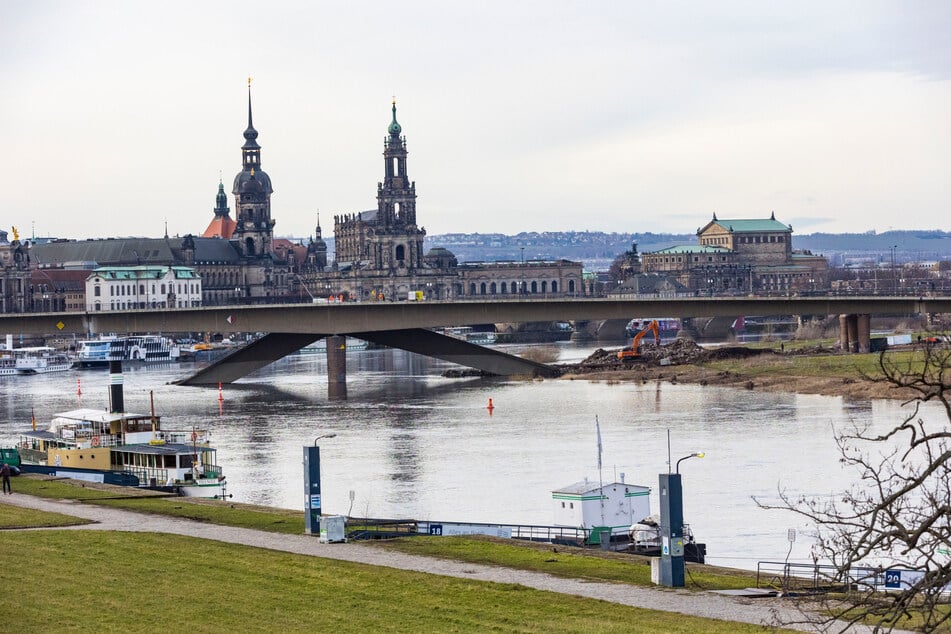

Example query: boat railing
[119,465,170,485]
[157,430,211,444]
[199,465,223,479]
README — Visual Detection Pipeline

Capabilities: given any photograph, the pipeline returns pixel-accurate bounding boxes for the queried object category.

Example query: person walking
[1,462,11,495]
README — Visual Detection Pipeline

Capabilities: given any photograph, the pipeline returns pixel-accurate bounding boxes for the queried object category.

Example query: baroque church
[28,87,584,308]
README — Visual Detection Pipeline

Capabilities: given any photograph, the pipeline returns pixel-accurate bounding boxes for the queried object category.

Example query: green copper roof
[712,218,790,232]
[388,100,402,136]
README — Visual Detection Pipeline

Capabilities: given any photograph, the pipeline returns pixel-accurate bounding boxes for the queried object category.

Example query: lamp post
[676,452,704,474]
[660,451,705,587]
[890,245,898,294]
[304,433,337,535]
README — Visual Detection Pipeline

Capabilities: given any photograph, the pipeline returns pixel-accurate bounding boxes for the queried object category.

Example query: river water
[0,342,941,571]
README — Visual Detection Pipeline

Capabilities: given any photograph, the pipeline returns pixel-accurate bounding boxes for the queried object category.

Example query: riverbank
[558,341,923,401]
[3,489,902,633]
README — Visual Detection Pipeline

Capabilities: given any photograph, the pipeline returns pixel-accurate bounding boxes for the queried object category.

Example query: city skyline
[4,2,949,241]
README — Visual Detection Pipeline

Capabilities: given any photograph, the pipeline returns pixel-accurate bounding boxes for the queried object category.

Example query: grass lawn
[703,348,922,380]
[0,500,91,528]
[370,535,757,591]
[0,530,793,634]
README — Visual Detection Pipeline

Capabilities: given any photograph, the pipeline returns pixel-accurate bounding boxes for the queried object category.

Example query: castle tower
[309,213,328,270]
[231,79,275,257]
[375,98,424,268]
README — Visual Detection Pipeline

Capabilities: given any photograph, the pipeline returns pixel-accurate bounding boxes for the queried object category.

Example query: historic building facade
[32,85,292,307]
[0,229,32,313]
[85,266,202,311]
[640,213,828,294]
[26,91,583,310]
[308,100,583,302]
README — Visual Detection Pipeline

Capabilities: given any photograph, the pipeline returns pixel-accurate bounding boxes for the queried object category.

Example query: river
[0,342,941,571]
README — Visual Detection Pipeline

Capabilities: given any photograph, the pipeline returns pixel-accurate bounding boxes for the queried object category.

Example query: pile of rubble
[554,339,807,375]
[557,339,708,374]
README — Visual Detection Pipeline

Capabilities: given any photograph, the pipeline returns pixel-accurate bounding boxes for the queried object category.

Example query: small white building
[552,479,651,535]
[86,266,202,311]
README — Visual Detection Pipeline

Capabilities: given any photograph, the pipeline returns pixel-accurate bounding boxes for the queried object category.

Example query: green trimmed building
[642,213,828,294]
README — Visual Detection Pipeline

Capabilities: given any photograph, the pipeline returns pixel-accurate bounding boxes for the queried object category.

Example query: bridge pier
[839,314,871,353]
[569,320,594,342]
[325,335,347,400]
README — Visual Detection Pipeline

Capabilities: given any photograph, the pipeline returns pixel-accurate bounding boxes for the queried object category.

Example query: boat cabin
[552,479,651,535]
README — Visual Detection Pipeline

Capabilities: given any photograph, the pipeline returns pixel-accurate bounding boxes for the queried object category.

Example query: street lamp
[676,452,705,474]
[314,433,337,446]
[304,433,337,535]
[660,450,705,587]
[890,245,898,293]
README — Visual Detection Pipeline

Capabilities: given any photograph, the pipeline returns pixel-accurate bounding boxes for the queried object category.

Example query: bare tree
[758,341,951,633]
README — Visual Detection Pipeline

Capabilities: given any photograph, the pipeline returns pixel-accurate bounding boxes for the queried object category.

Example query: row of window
[738,235,785,244]
[93,283,200,297]
[652,255,730,264]
[92,300,202,311]
[465,280,577,295]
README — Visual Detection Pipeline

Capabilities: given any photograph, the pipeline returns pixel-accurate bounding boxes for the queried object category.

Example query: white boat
[16,396,227,498]
[439,327,498,345]
[14,347,73,375]
[0,353,17,376]
[75,335,180,368]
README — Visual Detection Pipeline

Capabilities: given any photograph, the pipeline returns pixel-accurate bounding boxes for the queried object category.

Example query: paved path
[2,493,903,633]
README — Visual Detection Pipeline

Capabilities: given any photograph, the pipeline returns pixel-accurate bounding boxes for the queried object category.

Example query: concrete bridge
[2,296,947,388]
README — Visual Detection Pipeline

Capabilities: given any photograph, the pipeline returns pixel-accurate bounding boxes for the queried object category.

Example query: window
[94,286,101,297]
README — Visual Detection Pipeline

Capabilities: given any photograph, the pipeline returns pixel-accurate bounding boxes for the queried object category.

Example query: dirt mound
[557,339,707,374]
[700,346,775,361]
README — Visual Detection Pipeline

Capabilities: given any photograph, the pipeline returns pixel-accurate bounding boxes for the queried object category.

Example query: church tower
[375,99,424,269]
[231,80,275,257]
[378,98,418,228]
[202,178,237,238]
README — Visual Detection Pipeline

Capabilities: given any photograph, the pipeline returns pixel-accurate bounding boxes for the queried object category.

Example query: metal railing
[756,561,880,594]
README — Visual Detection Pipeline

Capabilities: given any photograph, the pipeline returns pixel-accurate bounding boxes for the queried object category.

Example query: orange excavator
[617,319,660,361]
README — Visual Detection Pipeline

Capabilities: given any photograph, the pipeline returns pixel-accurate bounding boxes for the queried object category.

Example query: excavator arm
[617,319,660,361]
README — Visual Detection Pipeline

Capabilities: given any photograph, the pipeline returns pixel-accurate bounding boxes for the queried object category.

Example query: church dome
[233,168,272,195]
[388,100,402,136]
[424,246,457,269]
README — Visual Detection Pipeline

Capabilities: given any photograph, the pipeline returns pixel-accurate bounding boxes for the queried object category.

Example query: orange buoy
[218,382,224,402]
[77,378,82,397]
[487,398,494,410]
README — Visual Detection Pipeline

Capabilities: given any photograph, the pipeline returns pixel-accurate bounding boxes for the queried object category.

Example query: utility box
[319,515,347,543]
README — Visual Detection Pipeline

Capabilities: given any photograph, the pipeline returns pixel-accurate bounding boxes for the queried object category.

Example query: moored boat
[15,364,226,498]
[75,335,180,369]
[14,347,73,375]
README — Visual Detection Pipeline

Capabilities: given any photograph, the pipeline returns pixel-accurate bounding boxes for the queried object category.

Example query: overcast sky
[3,1,949,241]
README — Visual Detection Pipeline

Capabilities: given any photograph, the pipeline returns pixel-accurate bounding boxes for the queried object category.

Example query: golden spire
[248,75,253,88]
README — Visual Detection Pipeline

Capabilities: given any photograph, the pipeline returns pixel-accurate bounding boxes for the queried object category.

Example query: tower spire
[247,75,254,130]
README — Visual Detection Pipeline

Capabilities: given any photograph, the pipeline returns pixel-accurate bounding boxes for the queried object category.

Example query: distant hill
[317,229,951,271]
